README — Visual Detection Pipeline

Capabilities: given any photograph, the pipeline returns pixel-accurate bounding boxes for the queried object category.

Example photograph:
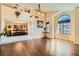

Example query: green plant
[15,11,21,18]
[0,32,4,36]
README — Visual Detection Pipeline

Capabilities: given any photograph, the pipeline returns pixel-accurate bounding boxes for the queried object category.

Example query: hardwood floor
[0,38,79,56]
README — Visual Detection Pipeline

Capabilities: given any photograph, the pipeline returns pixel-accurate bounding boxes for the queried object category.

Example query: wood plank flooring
[0,38,79,56]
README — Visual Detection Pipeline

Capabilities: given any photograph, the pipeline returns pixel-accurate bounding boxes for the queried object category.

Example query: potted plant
[0,31,4,36]
[15,11,21,18]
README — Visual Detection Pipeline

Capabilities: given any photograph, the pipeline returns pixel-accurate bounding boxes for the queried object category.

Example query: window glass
[58,15,70,34]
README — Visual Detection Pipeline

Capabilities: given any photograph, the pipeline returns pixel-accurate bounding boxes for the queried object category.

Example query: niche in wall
[4,23,28,36]
[37,20,44,28]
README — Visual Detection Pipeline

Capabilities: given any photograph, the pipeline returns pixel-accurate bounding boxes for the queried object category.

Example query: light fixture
[41,13,45,16]
[14,4,45,19]
[37,4,45,16]
[30,4,45,17]
[38,12,41,15]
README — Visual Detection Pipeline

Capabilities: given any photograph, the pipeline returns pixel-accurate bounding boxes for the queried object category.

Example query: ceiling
[2,3,79,23]
[3,3,79,12]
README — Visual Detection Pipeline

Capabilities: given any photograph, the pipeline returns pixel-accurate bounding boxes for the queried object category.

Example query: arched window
[58,15,70,34]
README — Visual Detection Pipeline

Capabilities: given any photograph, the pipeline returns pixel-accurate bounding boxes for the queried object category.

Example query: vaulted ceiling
[3,3,79,12]
[2,3,79,23]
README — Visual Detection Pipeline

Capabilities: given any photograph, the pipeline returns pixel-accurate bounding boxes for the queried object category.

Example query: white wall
[54,10,75,42]
[0,4,1,31]
[0,4,1,41]
[74,8,79,44]
[51,8,79,44]
[0,5,45,44]
[46,12,54,38]
[45,9,77,43]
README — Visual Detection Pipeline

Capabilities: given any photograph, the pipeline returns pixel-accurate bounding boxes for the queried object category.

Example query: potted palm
[15,11,21,18]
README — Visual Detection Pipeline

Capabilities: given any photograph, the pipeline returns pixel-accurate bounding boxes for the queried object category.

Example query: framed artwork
[37,20,43,28]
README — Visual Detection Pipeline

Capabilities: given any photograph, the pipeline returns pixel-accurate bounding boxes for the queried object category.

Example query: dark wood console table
[42,31,50,39]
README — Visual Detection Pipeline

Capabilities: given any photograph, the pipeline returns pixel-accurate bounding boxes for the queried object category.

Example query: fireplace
[4,23,28,36]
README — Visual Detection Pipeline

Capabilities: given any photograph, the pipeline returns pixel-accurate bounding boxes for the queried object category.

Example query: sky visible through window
[58,15,70,34]
[59,15,70,21]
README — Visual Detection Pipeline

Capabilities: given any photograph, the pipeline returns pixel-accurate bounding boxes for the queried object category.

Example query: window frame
[58,14,71,35]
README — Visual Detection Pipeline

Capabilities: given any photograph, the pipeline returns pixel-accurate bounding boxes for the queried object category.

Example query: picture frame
[37,20,43,28]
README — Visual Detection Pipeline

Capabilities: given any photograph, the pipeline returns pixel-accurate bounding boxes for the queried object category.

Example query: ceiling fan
[35,4,42,12]
[29,3,45,18]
